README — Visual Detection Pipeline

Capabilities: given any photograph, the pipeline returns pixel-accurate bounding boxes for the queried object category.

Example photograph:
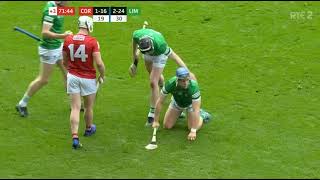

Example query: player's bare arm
[93,51,105,82]
[188,100,201,141]
[169,51,197,80]
[129,40,139,77]
[62,51,68,69]
[169,51,186,67]
[132,40,139,65]
[152,94,166,129]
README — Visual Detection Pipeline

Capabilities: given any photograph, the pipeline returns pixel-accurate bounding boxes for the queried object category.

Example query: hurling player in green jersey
[16,1,73,117]
[152,67,212,141]
[129,26,196,126]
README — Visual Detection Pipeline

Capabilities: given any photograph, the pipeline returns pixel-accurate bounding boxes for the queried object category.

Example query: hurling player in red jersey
[62,16,105,149]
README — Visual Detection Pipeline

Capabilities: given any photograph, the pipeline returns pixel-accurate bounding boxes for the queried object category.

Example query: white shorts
[143,48,172,68]
[169,97,194,113]
[38,44,63,64]
[67,73,97,96]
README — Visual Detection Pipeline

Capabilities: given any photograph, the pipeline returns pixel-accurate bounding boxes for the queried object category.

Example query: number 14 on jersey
[68,44,88,62]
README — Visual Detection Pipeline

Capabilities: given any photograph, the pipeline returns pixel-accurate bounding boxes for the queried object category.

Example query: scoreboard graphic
[49,6,140,22]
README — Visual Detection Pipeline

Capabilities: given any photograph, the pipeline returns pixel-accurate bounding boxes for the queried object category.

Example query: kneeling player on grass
[152,67,212,141]
[62,16,105,149]
[129,24,196,126]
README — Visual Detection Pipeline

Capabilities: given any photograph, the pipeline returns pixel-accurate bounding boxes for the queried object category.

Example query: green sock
[149,107,155,113]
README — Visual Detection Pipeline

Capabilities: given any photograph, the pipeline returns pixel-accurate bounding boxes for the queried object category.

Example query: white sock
[18,94,30,107]
[148,112,155,118]
[148,107,155,118]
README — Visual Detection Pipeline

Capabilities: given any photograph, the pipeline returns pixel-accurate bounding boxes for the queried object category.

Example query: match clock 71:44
[49,7,75,16]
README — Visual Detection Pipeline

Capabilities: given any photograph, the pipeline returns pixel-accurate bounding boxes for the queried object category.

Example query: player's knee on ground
[163,122,174,129]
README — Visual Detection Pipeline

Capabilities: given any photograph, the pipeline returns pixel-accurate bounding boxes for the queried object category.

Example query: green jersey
[132,28,170,56]
[161,76,201,108]
[39,1,64,49]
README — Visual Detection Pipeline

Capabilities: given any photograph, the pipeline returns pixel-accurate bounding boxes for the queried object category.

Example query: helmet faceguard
[138,36,154,53]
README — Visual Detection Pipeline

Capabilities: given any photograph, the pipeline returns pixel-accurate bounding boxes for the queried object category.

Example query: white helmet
[55,1,68,6]
[78,16,93,33]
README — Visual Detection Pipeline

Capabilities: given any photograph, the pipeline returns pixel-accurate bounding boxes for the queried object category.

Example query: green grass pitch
[0,1,319,178]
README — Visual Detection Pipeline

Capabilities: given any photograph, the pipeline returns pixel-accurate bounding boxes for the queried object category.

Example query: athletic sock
[200,108,207,119]
[159,83,163,89]
[18,94,30,107]
[200,112,206,120]
[86,125,92,131]
[148,107,155,118]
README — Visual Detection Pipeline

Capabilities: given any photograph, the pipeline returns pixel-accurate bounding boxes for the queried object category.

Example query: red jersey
[63,34,100,79]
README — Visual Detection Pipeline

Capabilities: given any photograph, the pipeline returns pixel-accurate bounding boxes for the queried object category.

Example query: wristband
[191,128,197,133]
